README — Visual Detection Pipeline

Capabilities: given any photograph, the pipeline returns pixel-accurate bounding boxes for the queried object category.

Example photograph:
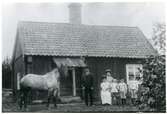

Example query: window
[27,56,32,63]
[26,56,33,74]
[126,64,142,84]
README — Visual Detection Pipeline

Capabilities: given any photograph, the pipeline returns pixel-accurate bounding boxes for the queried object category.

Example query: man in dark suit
[82,67,94,106]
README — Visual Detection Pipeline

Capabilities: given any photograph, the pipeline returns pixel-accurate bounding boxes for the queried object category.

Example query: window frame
[26,56,33,74]
[126,64,143,84]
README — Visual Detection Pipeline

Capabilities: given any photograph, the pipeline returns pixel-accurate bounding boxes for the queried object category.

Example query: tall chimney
[68,3,82,24]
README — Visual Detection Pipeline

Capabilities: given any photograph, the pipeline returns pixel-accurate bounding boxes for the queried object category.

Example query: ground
[2,89,140,113]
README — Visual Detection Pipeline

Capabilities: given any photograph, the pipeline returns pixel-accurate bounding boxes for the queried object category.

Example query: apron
[101,82,111,104]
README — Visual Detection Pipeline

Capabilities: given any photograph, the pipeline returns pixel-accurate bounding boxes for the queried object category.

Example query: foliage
[2,57,12,88]
[138,55,165,112]
[152,23,166,55]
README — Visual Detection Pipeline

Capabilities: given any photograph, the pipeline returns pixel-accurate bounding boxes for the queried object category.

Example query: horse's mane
[45,68,59,77]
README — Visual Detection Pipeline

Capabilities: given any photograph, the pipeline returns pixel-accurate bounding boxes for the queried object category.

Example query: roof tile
[17,21,157,58]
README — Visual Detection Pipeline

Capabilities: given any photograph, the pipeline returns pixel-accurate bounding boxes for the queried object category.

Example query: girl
[118,79,127,105]
[110,79,119,105]
[128,78,138,105]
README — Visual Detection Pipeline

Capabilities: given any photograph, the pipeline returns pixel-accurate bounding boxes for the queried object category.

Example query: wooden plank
[72,68,76,96]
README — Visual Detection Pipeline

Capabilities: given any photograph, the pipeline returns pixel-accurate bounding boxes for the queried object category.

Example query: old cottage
[12,3,157,101]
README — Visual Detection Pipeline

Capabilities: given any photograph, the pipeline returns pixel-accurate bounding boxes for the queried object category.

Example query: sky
[2,2,165,60]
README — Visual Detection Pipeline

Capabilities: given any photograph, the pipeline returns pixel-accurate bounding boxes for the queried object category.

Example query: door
[60,67,83,97]
[75,67,83,97]
[60,69,73,96]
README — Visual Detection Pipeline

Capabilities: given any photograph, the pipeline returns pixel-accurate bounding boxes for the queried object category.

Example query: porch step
[32,96,83,104]
[2,89,13,97]
[60,96,82,103]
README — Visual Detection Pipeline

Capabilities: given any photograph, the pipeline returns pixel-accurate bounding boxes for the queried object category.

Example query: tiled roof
[17,21,157,58]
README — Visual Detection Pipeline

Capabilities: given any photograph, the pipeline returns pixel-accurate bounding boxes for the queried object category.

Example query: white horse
[19,68,60,110]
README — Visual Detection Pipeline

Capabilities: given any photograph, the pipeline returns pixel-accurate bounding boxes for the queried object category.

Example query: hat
[105,69,111,73]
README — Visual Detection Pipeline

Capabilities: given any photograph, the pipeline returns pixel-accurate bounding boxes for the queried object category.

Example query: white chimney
[68,3,82,24]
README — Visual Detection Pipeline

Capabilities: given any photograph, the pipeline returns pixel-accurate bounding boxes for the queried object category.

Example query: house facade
[12,3,157,101]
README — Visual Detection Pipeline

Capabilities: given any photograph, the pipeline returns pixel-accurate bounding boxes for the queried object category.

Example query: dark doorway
[60,69,73,96]
[75,68,83,97]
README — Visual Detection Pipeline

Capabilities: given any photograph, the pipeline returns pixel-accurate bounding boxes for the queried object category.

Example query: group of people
[82,67,140,106]
[100,69,139,106]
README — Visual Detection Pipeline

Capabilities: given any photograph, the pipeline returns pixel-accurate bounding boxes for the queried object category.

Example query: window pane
[135,72,141,81]
[27,56,32,63]
[27,64,33,73]
[134,65,142,81]
[129,72,134,80]
[128,66,133,70]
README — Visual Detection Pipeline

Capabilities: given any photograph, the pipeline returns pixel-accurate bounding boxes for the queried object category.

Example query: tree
[152,23,165,55]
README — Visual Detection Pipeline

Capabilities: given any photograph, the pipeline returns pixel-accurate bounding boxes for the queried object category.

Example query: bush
[138,55,165,112]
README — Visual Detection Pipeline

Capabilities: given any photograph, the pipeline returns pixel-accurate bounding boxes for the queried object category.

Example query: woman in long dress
[105,69,114,104]
[100,77,112,105]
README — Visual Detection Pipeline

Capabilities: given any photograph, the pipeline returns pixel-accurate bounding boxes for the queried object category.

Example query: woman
[100,76,111,105]
[105,69,114,104]
[105,69,113,83]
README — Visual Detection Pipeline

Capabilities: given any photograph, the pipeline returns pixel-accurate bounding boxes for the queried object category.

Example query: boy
[118,79,127,105]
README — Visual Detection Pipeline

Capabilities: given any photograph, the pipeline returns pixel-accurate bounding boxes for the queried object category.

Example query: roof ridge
[18,21,138,29]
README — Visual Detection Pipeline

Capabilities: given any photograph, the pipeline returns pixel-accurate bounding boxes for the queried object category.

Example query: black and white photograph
[2,1,166,113]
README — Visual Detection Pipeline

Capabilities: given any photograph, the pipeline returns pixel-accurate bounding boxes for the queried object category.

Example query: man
[82,67,94,106]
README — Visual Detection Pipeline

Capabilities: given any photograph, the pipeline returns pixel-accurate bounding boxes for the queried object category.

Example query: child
[100,76,112,105]
[110,79,119,105]
[128,78,138,105]
[118,79,127,105]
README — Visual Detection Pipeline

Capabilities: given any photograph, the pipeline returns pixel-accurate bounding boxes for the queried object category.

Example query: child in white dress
[128,79,138,105]
[118,79,127,105]
[100,77,112,105]
[110,79,119,105]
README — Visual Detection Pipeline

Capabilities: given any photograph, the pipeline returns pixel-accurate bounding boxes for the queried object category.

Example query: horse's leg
[23,89,27,110]
[47,89,52,108]
[29,89,33,105]
[23,88,30,111]
[53,89,58,108]
[19,89,23,110]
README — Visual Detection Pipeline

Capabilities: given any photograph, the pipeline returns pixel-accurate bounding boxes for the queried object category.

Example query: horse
[19,68,60,110]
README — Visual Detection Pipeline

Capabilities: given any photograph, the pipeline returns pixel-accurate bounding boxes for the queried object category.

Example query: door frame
[69,67,76,96]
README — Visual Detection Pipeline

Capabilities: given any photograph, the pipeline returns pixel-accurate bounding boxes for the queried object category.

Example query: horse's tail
[18,82,24,109]
[19,82,27,103]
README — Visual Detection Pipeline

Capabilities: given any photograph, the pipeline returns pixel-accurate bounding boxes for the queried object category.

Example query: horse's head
[51,68,60,78]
